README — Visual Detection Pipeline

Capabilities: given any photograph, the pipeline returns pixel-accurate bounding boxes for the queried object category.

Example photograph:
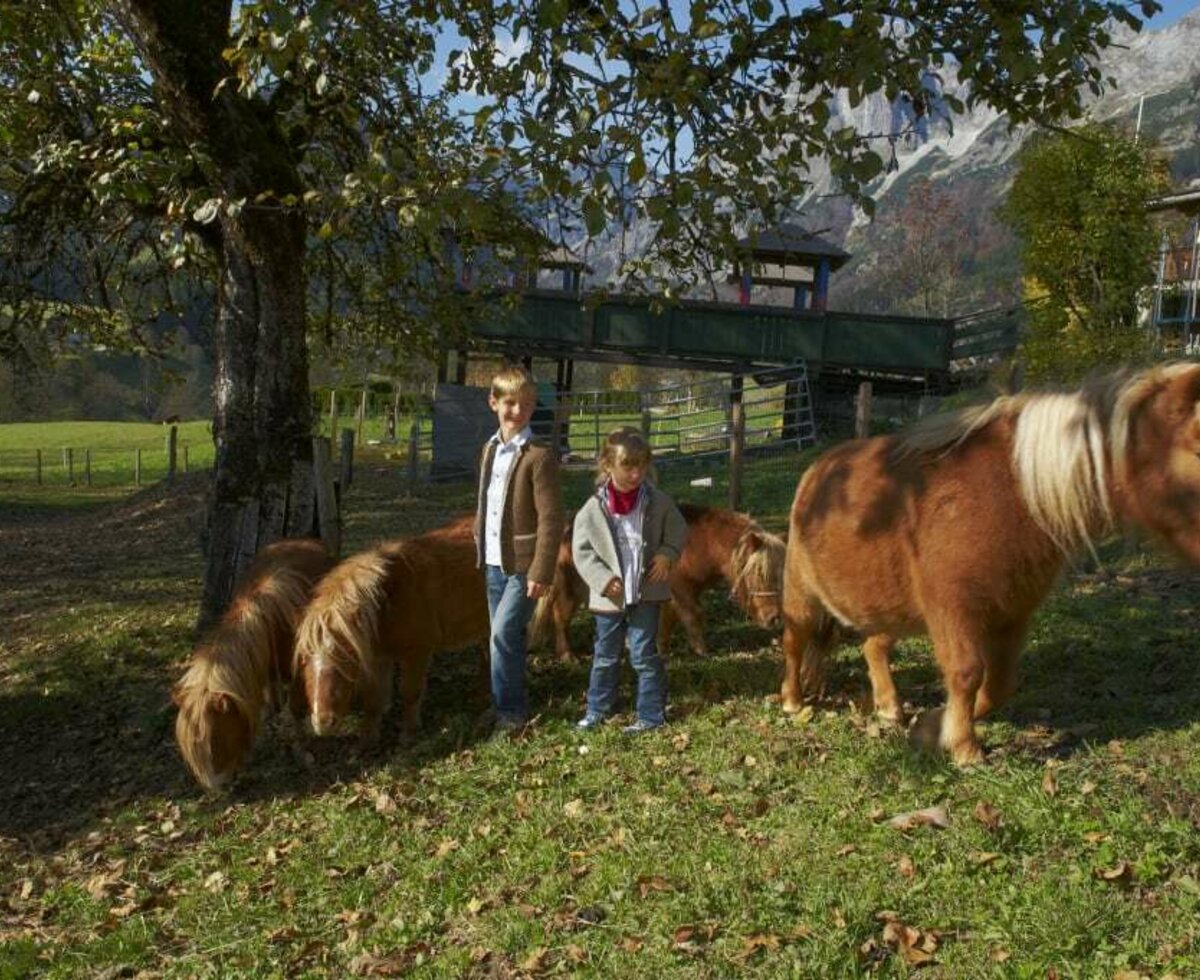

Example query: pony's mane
[294,546,394,683]
[729,519,787,604]
[898,365,1193,556]
[174,568,313,786]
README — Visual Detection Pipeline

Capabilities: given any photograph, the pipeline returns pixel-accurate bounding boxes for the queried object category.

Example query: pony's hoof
[950,743,986,768]
[876,709,906,729]
[781,696,805,715]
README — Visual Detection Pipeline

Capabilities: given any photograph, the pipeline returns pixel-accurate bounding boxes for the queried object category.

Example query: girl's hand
[646,555,673,583]
[603,577,624,601]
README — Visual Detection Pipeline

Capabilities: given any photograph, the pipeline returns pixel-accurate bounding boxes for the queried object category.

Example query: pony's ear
[744,531,763,552]
[209,692,235,715]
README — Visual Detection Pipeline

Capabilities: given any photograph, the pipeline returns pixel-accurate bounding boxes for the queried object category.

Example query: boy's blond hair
[596,426,656,485]
[491,365,537,400]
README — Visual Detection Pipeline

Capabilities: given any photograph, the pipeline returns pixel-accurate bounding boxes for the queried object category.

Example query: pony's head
[293,548,391,735]
[1111,363,1200,562]
[172,660,255,792]
[295,638,361,736]
[729,525,786,629]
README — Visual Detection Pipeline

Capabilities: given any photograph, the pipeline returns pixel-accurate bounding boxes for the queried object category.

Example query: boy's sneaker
[576,714,606,731]
[622,719,663,735]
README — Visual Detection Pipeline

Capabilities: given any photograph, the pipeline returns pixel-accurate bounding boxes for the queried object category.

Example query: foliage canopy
[1002,122,1168,382]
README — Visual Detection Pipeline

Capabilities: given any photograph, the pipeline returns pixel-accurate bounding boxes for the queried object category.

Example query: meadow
[1,443,1198,978]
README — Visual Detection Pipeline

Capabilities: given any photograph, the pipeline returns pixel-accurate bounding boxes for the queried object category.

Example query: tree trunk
[115,0,318,629]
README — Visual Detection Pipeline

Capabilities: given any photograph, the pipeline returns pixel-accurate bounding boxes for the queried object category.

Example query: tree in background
[1001,123,1168,382]
[2,0,1163,624]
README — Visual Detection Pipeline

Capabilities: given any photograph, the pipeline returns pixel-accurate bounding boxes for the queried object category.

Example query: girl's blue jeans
[587,602,666,726]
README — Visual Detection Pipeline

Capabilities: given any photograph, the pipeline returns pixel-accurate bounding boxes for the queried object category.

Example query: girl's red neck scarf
[606,482,641,516]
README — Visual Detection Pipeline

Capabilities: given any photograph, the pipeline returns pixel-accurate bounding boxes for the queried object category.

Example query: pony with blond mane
[294,515,489,743]
[781,363,1200,766]
[173,539,334,791]
[532,502,786,660]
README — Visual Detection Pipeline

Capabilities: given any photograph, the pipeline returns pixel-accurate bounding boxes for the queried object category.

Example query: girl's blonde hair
[595,426,656,485]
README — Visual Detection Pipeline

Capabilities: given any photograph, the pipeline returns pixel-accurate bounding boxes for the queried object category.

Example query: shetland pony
[531,503,786,660]
[173,539,334,791]
[293,515,489,743]
[781,363,1200,766]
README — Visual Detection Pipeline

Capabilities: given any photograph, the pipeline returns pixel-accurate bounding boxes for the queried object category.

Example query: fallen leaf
[1042,767,1059,797]
[836,845,857,857]
[619,935,645,953]
[374,792,397,814]
[520,947,549,973]
[897,855,916,878]
[1095,860,1134,885]
[562,799,584,819]
[636,874,672,899]
[203,871,228,894]
[990,947,1012,963]
[736,932,782,961]
[433,839,459,858]
[1082,831,1109,845]
[971,851,1001,866]
[887,806,950,831]
[973,801,1002,831]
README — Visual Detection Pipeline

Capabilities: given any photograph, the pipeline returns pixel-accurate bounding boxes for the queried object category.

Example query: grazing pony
[781,364,1200,766]
[294,515,489,743]
[531,502,786,660]
[173,539,334,791]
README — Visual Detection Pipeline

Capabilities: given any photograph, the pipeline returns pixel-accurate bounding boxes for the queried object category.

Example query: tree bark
[114,0,317,628]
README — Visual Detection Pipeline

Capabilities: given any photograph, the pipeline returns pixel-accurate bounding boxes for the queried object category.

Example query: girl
[571,427,687,733]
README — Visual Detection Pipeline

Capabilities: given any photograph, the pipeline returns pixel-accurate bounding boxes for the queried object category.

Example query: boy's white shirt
[483,425,531,567]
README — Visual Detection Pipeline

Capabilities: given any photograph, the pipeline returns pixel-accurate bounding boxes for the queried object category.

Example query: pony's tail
[294,547,392,681]
[802,609,839,699]
[528,589,556,649]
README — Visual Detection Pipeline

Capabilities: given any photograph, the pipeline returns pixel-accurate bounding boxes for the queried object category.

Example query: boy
[474,365,564,735]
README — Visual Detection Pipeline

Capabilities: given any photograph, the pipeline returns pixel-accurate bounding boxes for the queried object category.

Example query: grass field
[1,454,1199,978]
[0,420,215,490]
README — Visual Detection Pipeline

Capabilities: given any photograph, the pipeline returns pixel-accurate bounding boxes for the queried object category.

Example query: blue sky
[1149,0,1199,26]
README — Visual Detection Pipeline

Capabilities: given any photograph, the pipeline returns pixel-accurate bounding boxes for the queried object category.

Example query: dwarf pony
[532,502,786,660]
[294,515,489,743]
[173,538,334,791]
[781,363,1200,766]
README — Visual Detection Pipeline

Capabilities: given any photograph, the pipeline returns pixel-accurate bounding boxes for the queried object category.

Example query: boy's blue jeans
[587,602,666,726]
[485,565,534,725]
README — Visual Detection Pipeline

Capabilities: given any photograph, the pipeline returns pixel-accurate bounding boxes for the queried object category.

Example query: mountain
[577,10,1200,318]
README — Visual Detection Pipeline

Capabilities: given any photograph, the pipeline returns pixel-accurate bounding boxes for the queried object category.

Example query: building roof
[736,223,851,270]
[1147,188,1200,216]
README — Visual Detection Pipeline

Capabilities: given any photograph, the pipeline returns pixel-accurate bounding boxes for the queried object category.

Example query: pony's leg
[359,659,394,747]
[554,590,577,662]
[397,648,434,741]
[657,600,678,656]
[669,588,707,658]
[862,634,903,726]
[913,621,986,766]
[780,597,826,712]
[973,626,1026,720]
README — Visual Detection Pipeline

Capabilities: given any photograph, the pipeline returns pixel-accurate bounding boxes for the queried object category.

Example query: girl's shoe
[621,719,663,734]
[576,714,606,730]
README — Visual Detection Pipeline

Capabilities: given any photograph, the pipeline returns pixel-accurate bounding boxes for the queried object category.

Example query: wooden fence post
[406,420,420,496]
[84,449,92,487]
[641,408,653,447]
[339,428,355,489]
[728,374,745,511]
[328,390,339,441]
[134,448,142,486]
[855,382,873,440]
[63,448,74,485]
[35,449,42,485]
[183,445,189,473]
[166,425,178,482]
[356,389,367,445]
[312,437,341,558]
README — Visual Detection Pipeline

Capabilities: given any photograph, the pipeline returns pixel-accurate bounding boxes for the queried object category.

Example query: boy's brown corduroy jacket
[473,437,564,586]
